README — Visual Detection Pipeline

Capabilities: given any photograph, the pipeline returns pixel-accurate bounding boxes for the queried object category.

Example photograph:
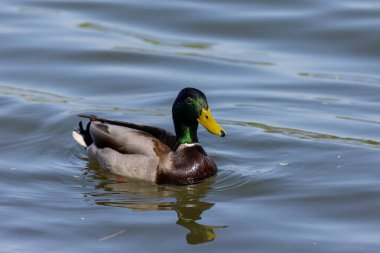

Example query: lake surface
[1,0,380,252]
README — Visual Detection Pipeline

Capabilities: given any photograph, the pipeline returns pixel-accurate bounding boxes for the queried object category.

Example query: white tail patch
[72,130,87,147]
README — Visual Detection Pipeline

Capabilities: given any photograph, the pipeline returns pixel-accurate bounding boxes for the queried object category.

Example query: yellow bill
[197,108,226,137]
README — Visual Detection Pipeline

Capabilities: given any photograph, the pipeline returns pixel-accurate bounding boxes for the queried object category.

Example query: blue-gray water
[1,0,380,252]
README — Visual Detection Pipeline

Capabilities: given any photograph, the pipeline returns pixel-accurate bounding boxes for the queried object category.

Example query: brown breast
[156,144,217,185]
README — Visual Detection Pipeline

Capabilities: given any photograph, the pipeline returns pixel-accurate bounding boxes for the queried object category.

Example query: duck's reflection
[82,166,227,244]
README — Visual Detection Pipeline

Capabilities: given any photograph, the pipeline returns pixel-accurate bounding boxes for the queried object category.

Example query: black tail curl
[77,120,93,147]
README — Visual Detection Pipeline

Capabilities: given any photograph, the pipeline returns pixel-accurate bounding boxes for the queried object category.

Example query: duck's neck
[174,122,199,145]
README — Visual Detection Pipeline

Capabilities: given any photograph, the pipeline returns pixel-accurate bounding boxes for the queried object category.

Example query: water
[1,0,380,252]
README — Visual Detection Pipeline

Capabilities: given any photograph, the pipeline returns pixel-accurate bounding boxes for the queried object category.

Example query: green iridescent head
[172,87,226,145]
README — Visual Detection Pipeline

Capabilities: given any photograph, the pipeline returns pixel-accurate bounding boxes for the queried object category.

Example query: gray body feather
[86,121,172,182]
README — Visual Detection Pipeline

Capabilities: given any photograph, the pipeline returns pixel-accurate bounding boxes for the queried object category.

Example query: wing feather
[79,114,176,150]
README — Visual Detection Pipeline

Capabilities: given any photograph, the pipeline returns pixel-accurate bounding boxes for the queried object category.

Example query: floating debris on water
[98,229,127,242]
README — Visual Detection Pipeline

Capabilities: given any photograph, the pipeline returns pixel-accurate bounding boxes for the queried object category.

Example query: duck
[72,87,226,185]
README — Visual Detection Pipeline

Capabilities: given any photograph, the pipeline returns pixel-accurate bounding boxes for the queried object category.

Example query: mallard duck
[72,87,226,185]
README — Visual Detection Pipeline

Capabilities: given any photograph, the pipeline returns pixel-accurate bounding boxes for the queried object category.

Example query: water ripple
[78,21,274,67]
[299,71,380,86]
[226,119,380,148]
[0,84,73,104]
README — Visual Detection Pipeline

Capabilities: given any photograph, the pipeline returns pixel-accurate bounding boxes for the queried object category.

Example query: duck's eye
[185,97,193,104]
